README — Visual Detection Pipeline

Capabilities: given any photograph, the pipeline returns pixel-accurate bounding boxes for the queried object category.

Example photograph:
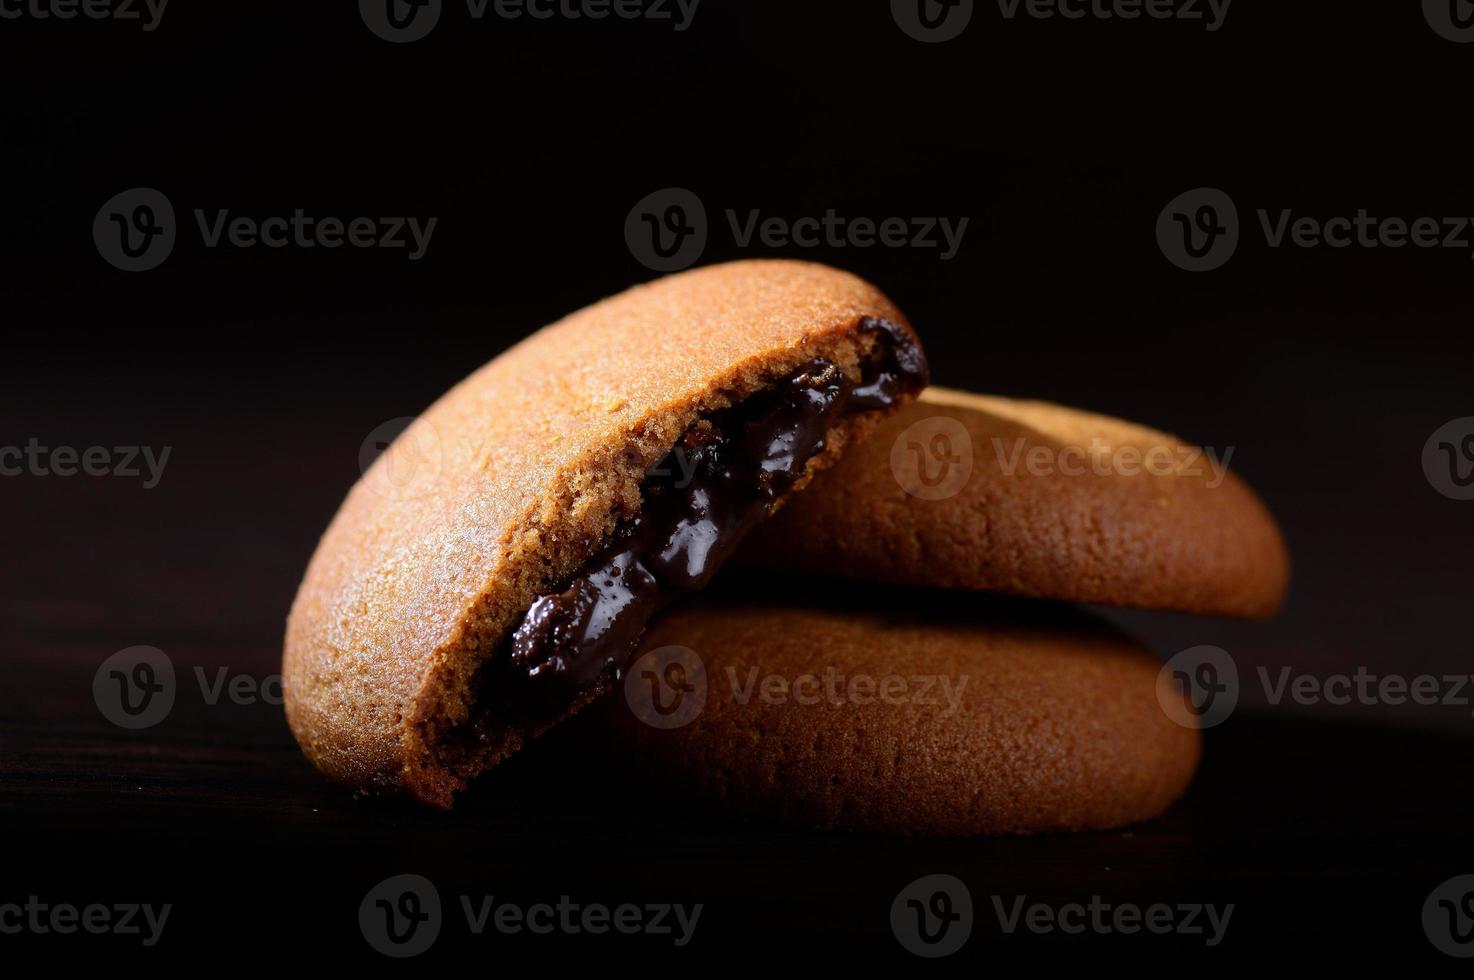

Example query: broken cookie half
[282,260,929,807]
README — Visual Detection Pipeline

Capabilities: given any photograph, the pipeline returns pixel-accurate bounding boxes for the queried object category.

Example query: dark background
[3,0,1472,964]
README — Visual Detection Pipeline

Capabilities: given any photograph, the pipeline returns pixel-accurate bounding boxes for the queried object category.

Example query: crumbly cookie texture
[605,587,1202,836]
[741,387,1290,618]
[283,260,923,807]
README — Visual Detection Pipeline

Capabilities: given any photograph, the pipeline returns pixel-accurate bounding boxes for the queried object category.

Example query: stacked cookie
[607,388,1288,834]
[283,260,1287,834]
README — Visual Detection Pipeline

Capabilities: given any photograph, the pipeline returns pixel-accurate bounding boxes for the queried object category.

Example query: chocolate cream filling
[461,318,927,744]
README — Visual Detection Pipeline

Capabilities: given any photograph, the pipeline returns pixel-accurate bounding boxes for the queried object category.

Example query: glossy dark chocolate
[494,318,926,717]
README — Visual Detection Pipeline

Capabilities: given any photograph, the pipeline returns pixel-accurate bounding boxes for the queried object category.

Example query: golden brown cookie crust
[282,260,922,807]
[604,588,1202,836]
[741,387,1290,618]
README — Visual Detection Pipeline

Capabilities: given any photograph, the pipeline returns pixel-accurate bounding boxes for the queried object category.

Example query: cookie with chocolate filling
[282,260,929,807]
[740,387,1289,618]
[603,584,1201,836]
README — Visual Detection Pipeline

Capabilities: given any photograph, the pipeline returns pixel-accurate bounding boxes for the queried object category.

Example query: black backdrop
[3,0,1473,965]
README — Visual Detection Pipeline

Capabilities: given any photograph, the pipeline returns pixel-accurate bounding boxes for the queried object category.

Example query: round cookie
[283,260,928,807]
[740,387,1289,618]
[604,585,1201,836]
